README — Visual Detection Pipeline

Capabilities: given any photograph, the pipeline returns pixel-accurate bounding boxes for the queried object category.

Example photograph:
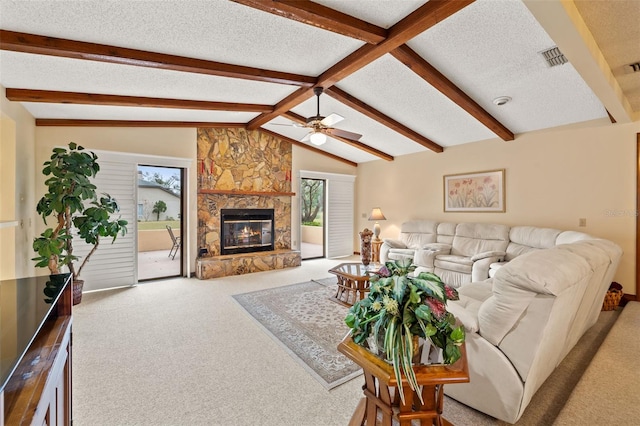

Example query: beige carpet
[72,258,621,426]
[232,278,361,389]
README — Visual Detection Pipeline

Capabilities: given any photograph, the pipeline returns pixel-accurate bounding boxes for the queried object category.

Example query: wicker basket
[602,288,623,311]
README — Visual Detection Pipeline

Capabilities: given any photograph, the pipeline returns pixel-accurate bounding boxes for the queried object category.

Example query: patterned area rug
[232,277,362,390]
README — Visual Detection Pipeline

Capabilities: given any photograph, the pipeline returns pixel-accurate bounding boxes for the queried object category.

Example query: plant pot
[366,334,426,364]
[73,279,84,305]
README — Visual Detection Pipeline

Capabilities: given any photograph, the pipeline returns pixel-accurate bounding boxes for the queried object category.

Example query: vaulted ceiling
[0,0,638,166]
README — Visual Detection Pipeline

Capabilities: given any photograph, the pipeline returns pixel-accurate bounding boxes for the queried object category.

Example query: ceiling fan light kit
[282,86,363,146]
[310,132,327,146]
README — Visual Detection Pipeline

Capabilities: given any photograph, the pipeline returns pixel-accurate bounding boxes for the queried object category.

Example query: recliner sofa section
[444,238,622,423]
[380,221,594,287]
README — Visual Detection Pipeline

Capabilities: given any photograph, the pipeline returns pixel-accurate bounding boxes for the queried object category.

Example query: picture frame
[444,169,505,212]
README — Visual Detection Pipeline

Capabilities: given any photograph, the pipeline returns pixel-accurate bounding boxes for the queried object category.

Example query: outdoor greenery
[302,220,322,227]
[345,258,465,402]
[32,142,128,281]
[152,200,167,221]
[301,179,323,224]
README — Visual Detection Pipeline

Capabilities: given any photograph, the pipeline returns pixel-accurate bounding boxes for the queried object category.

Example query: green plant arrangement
[344,258,465,401]
[32,142,128,301]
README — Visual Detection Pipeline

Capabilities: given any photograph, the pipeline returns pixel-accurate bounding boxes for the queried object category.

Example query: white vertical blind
[72,160,137,291]
[70,150,192,291]
[301,171,355,258]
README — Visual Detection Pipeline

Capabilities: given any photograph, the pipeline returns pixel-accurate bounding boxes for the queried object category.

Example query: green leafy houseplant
[344,258,465,401]
[32,143,128,293]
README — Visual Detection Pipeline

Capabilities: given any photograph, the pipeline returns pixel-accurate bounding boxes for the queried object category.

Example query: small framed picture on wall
[443,169,505,212]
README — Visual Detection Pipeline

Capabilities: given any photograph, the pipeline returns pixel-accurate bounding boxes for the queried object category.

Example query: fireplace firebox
[220,209,275,255]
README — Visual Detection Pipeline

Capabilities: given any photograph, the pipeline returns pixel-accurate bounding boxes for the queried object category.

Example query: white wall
[356,118,638,294]
[1,85,37,278]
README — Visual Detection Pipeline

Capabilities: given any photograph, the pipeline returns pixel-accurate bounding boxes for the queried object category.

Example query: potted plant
[32,142,128,304]
[344,258,465,401]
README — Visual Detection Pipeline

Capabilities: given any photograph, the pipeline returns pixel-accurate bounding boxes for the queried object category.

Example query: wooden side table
[371,239,383,263]
[328,263,372,307]
[338,336,469,426]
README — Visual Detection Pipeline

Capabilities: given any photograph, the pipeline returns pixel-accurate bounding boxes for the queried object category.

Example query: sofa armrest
[415,244,452,269]
[383,238,407,249]
[471,256,505,282]
[471,250,506,262]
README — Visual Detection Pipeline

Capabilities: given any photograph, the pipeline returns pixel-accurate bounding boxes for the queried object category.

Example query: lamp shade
[368,208,386,221]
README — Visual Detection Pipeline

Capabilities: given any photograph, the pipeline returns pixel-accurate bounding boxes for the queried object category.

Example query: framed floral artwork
[444,169,505,212]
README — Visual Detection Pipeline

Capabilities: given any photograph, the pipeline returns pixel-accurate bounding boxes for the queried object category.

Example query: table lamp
[368,207,386,241]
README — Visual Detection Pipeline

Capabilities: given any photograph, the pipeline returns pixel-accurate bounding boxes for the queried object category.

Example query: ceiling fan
[274,87,362,146]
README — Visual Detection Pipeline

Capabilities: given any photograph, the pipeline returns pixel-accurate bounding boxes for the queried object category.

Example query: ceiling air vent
[540,46,567,67]
[626,62,640,73]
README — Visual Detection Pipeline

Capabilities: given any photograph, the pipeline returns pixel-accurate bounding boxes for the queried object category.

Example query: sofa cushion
[555,230,593,245]
[397,220,439,249]
[451,223,510,257]
[388,249,416,261]
[505,226,561,261]
[477,247,592,346]
[434,256,473,273]
[471,250,506,262]
[436,222,457,245]
[402,233,437,249]
[424,243,452,252]
[448,279,494,333]
[382,238,406,249]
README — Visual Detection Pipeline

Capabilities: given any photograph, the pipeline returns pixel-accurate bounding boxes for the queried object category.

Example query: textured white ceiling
[0,0,634,164]
[573,0,640,110]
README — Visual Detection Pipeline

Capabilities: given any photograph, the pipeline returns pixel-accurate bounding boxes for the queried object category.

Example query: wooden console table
[338,336,469,426]
[1,274,73,425]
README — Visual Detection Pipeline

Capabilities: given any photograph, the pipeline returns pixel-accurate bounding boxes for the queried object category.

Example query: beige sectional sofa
[380,221,623,423]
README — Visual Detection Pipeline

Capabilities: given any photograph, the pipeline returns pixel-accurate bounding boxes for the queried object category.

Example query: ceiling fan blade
[301,132,311,142]
[271,121,305,128]
[320,113,344,127]
[325,128,362,141]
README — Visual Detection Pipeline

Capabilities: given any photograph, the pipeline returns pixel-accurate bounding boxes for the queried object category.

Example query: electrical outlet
[362,213,367,218]
[579,218,587,227]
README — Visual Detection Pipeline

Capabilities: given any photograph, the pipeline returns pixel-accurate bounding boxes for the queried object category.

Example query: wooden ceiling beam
[0,29,316,87]
[6,88,273,112]
[260,128,357,167]
[317,0,475,88]
[230,0,387,44]
[247,87,315,129]
[281,111,307,125]
[324,86,443,153]
[390,44,514,141]
[246,0,474,136]
[35,119,248,128]
[328,133,394,162]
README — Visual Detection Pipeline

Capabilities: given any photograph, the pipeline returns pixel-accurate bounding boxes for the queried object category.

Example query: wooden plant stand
[338,336,469,426]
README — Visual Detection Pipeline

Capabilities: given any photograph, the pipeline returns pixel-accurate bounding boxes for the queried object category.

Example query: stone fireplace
[195,128,301,279]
